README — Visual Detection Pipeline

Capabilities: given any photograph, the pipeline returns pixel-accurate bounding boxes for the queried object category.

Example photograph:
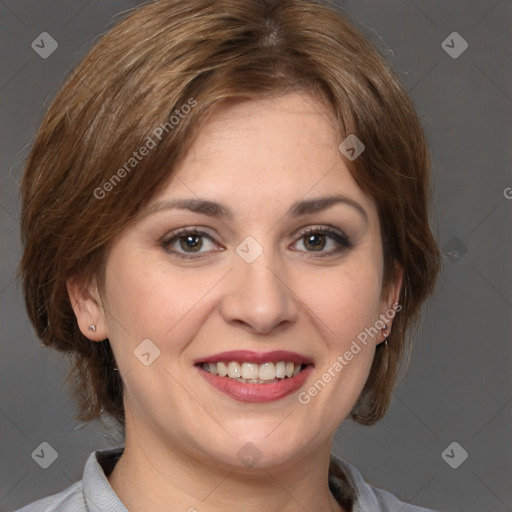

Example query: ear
[378,262,403,344]
[66,275,108,342]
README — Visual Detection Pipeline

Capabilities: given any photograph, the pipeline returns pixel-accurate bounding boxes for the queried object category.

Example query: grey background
[0,1,511,511]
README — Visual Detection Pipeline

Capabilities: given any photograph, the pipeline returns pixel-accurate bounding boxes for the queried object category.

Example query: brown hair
[19,0,441,428]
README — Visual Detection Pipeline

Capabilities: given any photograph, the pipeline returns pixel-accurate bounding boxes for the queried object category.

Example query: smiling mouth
[198,361,311,384]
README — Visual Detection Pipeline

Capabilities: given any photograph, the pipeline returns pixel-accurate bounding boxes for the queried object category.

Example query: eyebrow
[143,194,368,223]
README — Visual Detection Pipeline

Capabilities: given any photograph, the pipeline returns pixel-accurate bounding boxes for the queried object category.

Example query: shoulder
[13,446,124,512]
[13,482,85,512]
[329,453,440,512]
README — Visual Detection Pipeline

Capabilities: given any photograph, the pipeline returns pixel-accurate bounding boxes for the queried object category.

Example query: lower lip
[196,365,314,403]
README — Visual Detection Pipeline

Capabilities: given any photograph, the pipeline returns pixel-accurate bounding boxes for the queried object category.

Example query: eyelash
[160,226,352,260]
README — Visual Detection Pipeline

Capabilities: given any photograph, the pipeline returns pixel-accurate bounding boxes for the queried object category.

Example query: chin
[216,427,314,472]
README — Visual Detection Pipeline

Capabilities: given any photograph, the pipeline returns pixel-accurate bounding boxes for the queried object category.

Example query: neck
[108,426,345,512]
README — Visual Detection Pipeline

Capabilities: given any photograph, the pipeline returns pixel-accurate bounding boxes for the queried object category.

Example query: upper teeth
[201,361,302,381]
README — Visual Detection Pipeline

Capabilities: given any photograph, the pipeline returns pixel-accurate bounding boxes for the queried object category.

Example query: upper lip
[195,350,314,365]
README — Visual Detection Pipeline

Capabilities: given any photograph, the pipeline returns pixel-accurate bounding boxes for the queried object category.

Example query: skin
[68,91,402,512]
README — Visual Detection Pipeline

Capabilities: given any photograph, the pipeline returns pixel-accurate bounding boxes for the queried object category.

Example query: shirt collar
[82,445,127,511]
[329,453,382,511]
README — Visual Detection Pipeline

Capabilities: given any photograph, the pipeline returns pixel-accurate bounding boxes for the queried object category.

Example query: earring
[382,324,389,348]
[88,324,97,332]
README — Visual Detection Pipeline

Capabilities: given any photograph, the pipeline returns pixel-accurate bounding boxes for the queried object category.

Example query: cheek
[295,256,384,348]
[291,257,384,430]
[102,249,223,353]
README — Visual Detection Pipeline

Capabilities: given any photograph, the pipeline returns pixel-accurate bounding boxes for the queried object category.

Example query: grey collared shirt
[15,446,439,511]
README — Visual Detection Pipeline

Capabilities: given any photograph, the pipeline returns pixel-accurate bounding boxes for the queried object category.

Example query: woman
[17,0,441,510]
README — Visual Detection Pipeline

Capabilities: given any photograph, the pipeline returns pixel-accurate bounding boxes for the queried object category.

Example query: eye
[160,227,221,259]
[160,225,352,260]
[291,226,352,256]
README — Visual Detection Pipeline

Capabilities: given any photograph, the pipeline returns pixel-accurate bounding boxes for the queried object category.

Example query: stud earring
[88,324,96,332]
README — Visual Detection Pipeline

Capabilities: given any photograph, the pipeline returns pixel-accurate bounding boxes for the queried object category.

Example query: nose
[219,246,299,335]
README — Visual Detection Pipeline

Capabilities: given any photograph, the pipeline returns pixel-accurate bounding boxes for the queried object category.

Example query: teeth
[227,362,241,378]
[259,362,275,380]
[241,362,259,379]
[202,360,305,381]
[275,361,286,378]
[217,361,228,377]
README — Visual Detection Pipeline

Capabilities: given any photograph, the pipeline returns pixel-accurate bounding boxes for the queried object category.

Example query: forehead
[147,92,377,220]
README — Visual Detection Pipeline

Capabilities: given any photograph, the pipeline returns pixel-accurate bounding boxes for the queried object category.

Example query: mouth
[194,350,314,402]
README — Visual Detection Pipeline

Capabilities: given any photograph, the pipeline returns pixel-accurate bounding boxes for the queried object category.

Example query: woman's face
[77,92,401,469]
